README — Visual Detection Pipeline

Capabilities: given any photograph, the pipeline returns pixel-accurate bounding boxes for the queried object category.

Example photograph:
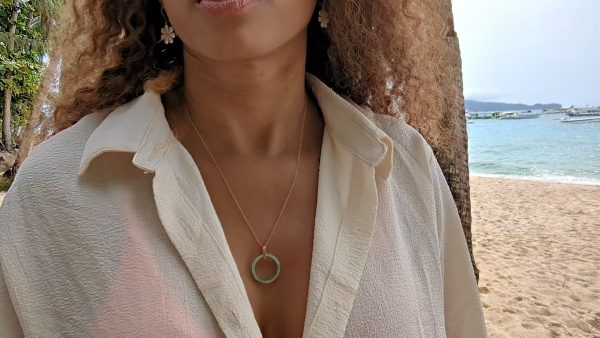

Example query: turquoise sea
[467,112,600,185]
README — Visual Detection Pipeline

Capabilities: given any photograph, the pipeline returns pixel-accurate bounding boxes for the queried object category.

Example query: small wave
[470,173,600,186]
[470,162,537,175]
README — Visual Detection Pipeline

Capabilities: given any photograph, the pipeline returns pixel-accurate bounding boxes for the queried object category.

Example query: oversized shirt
[0,73,487,337]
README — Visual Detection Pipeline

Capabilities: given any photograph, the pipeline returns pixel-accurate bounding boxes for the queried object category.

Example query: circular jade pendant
[251,253,281,284]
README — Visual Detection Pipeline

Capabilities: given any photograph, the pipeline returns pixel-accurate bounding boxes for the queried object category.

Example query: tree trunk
[1,4,19,152]
[11,52,61,174]
[405,0,479,281]
[2,86,13,151]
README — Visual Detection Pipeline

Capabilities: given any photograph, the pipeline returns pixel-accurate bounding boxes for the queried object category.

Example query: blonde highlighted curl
[52,0,434,132]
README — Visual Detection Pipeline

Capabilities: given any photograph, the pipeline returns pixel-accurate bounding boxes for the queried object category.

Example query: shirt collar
[77,72,393,179]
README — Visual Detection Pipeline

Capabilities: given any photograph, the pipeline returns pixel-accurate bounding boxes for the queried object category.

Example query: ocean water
[467,112,600,185]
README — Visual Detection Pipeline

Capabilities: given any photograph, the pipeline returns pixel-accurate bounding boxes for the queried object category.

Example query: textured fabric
[0,73,487,337]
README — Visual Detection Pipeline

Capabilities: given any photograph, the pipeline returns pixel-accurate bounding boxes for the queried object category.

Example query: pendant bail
[262,245,267,260]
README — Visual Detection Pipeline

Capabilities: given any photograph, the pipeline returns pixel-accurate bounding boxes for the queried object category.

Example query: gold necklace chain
[183,95,308,284]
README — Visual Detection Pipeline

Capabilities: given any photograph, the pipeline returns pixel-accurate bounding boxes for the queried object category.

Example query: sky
[452,0,600,107]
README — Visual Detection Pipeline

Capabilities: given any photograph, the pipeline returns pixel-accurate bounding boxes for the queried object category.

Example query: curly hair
[52,0,436,133]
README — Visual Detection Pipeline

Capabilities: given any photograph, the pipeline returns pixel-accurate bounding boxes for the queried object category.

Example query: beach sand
[471,176,600,337]
[1,177,599,336]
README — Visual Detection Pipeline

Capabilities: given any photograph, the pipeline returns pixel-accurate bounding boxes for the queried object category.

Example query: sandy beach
[471,176,600,337]
[1,177,599,336]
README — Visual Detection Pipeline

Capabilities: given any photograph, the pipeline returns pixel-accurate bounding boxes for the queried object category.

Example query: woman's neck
[181,33,311,157]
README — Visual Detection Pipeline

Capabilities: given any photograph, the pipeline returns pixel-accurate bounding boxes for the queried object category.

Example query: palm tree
[405,0,479,281]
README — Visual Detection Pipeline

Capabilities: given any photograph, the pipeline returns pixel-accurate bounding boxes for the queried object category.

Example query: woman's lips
[196,0,260,16]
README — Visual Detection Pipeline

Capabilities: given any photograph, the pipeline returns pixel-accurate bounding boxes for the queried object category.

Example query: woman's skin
[162,0,324,336]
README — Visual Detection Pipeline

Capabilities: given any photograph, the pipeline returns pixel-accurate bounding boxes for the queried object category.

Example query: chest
[197,154,320,337]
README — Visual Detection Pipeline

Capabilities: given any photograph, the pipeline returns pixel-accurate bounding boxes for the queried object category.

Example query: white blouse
[0,73,487,337]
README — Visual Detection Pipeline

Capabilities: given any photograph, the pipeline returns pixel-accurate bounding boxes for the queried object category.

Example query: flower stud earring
[160,25,175,44]
[154,6,181,69]
[318,8,329,29]
[159,7,176,44]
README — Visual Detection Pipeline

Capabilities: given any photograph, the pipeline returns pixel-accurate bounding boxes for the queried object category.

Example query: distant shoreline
[465,99,562,112]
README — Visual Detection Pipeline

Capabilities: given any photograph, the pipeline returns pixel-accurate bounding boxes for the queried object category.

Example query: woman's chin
[185,41,276,63]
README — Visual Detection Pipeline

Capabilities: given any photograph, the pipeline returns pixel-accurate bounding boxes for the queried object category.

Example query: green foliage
[0,175,13,191]
[0,0,60,149]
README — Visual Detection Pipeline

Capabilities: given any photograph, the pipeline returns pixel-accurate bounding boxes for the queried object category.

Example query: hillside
[465,100,562,112]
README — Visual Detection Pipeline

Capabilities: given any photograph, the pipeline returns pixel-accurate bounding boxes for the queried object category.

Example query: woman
[0,0,487,337]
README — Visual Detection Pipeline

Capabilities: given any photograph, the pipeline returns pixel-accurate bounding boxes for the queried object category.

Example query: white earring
[318,9,329,29]
[160,25,176,44]
[159,8,176,44]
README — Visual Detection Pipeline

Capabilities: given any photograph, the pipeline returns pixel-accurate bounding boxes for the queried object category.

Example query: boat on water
[543,108,568,114]
[466,112,494,120]
[560,116,600,124]
[496,111,541,120]
[566,107,600,117]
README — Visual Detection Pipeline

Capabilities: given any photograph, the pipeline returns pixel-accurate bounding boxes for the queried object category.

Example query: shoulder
[18,113,108,182]
[345,99,436,178]
[0,111,108,215]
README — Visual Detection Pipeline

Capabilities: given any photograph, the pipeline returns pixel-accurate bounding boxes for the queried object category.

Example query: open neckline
[173,88,328,337]
[149,76,383,336]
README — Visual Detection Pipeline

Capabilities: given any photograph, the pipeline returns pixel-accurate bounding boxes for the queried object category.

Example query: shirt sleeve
[428,151,488,338]
[0,178,26,337]
[0,256,24,337]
